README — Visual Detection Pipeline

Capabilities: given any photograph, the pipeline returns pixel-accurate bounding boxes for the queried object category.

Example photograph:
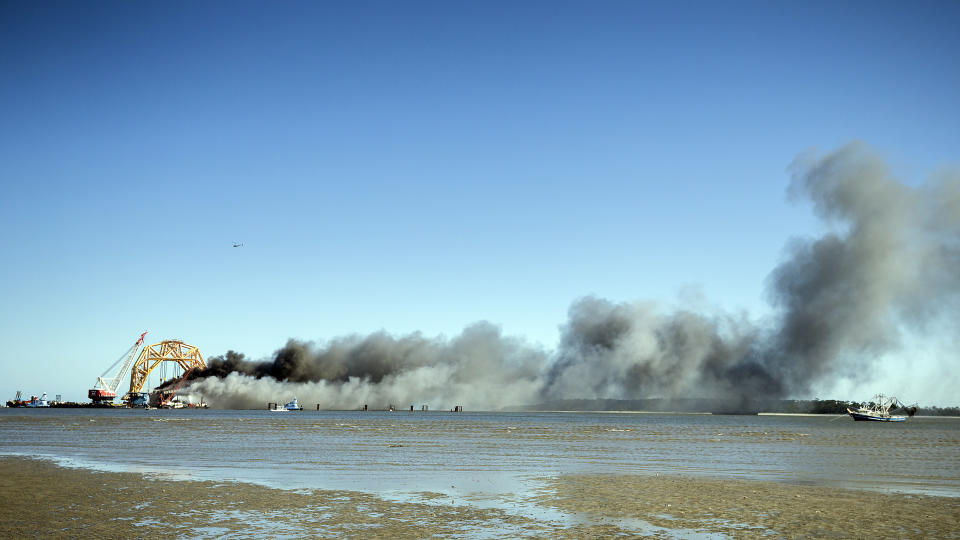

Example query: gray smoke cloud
[543,142,959,403]
[542,299,770,403]
[187,142,960,409]
[187,323,547,410]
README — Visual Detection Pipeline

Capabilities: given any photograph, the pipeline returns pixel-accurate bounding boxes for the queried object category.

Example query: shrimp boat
[847,394,912,422]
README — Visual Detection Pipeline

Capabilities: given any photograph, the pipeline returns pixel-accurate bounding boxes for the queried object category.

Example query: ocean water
[1,409,958,499]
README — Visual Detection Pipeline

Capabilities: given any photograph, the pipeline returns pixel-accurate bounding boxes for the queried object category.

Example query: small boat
[7,391,50,408]
[268,397,303,411]
[284,397,303,411]
[160,399,186,409]
[847,394,910,422]
[24,393,50,408]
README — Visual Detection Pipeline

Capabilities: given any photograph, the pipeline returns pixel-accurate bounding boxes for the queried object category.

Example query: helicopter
[233,242,244,248]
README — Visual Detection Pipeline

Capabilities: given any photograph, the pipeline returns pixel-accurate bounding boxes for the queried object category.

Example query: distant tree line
[796,399,858,414]
[916,405,960,416]
[516,398,959,415]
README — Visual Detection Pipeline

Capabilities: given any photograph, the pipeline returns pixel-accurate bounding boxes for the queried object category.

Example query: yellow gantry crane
[126,339,207,400]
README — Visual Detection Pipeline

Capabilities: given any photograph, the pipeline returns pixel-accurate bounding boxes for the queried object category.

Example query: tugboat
[6,391,50,408]
[847,394,913,422]
[26,393,50,407]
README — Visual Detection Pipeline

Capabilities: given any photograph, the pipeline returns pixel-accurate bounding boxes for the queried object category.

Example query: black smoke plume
[187,324,546,409]
[185,142,959,409]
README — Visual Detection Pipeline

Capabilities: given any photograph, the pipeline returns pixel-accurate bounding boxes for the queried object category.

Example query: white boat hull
[847,409,906,422]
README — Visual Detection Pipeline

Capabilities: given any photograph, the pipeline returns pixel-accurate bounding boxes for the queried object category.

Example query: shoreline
[2,456,957,538]
[5,406,959,418]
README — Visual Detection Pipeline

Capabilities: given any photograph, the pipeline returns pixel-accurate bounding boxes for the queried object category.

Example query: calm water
[1,409,958,499]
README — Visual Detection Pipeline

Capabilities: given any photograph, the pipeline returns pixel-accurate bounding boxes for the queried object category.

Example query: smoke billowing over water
[187,143,960,409]
[189,324,547,410]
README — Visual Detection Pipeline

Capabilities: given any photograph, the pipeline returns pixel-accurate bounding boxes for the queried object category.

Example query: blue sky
[2,1,958,403]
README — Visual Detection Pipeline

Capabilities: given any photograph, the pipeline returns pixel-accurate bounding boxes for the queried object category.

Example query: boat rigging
[847,394,917,422]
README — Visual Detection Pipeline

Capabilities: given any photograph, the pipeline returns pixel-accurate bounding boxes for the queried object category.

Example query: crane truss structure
[128,340,206,399]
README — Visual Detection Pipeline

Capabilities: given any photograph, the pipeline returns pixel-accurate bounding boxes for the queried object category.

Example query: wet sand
[2,457,957,538]
[0,457,548,539]
[535,474,960,539]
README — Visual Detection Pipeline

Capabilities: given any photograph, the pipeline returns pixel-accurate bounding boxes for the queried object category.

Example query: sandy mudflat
[534,474,960,539]
[0,457,548,539]
[1,457,957,539]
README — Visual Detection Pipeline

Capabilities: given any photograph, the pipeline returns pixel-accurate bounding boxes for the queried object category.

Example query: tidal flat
[3,409,959,537]
[2,457,958,539]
